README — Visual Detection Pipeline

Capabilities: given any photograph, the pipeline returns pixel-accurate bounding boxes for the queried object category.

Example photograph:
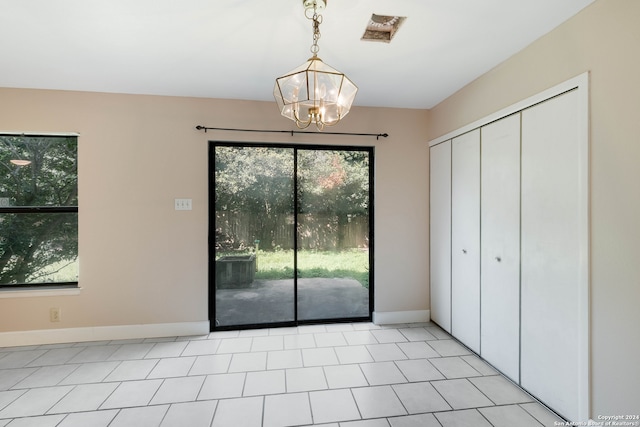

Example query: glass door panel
[214,145,295,327]
[296,149,371,321]
[211,143,372,329]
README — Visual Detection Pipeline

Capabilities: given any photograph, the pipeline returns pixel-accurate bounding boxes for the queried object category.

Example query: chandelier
[273,0,358,131]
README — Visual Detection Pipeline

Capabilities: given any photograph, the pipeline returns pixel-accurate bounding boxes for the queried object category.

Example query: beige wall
[428,0,640,418]
[0,89,429,331]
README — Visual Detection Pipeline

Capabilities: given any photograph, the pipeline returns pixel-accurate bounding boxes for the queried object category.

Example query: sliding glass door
[210,142,373,329]
[296,149,371,321]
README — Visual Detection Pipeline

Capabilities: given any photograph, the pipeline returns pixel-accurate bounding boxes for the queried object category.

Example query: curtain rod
[195,125,388,140]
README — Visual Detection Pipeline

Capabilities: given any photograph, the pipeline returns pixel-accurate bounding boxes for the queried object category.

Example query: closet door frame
[428,72,590,421]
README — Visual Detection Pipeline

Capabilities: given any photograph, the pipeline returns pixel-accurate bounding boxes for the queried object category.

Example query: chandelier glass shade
[274,57,357,130]
[273,0,358,130]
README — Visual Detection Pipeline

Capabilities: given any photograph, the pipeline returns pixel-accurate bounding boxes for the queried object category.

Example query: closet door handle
[495,256,502,262]
[462,249,467,254]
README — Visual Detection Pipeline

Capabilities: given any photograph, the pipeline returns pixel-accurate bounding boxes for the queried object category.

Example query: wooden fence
[215,211,369,251]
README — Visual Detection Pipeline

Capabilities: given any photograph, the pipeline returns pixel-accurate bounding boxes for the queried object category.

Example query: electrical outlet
[50,307,61,322]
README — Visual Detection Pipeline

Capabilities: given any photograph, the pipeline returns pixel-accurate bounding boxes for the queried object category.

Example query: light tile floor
[0,322,565,427]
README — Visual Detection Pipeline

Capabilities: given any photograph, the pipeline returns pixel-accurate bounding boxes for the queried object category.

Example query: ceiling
[0,0,595,109]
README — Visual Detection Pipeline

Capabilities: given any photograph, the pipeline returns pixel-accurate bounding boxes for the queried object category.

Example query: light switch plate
[174,198,192,210]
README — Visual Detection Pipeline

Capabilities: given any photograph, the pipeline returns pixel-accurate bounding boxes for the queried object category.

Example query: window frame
[209,141,375,330]
[0,132,79,291]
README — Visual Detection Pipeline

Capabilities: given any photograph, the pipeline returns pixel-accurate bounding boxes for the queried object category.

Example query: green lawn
[218,249,370,288]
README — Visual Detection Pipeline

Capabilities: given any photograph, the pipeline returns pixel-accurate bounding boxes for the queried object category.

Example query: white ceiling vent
[361,14,406,43]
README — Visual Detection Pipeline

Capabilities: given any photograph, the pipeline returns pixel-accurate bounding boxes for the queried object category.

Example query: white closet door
[451,130,480,352]
[521,89,586,421]
[480,114,521,382]
[429,140,452,332]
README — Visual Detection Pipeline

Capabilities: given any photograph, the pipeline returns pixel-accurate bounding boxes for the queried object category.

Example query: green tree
[0,135,78,284]
[297,150,369,249]
[214,146,370,251]
[215,146,294,250]
[297,150,369,214]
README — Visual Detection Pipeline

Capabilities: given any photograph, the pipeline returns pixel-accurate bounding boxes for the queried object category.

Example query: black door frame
[208,141,374,331]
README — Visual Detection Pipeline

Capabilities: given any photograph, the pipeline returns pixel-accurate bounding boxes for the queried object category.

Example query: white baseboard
[0,321,210,348]
[372,310,431,325]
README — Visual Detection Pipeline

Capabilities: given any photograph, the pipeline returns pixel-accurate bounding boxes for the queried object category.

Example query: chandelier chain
[309,5,322,56]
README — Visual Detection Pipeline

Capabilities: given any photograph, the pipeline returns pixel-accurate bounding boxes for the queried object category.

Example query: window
[0,134,78,287]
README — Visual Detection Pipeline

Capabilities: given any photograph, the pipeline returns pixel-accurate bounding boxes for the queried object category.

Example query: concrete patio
[215,278,370,327]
